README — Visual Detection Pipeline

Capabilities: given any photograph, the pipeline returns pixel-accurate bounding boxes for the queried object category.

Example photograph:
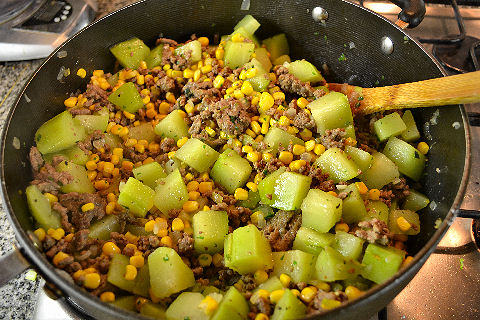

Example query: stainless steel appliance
[0,0,96,61]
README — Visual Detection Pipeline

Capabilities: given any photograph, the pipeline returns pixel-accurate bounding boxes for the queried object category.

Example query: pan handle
[389,0,426,28]
[0,247,31,287]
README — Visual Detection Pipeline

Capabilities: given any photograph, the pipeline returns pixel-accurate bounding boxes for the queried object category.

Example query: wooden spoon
[339,70,480,115]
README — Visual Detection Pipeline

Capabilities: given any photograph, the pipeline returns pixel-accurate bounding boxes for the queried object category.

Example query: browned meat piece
[212,98,252,136]
[156,75,176,93]
[156,37,178,46]
[319,128,347,150]
[69,108,92,115]
[77,130,105,153]
[31,162,73,193]
[354,218,392,245]
[183,81,220,101]
[58,192,106,230]
[72,229,90,251]
[292,110,316,129]
[307,290,347,315]
[83,83,115,111]
[256,297,272,315]
[52,201,73,232]
[380,178,410,207]
[177,233,195,254]
[263,210,302,251]
[29,147,44,173]
[275,66,326,97]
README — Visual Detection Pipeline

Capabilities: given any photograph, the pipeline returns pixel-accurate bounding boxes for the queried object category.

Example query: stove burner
[0,0,33,24]
[433,35,480,73]
[472,219,480,250]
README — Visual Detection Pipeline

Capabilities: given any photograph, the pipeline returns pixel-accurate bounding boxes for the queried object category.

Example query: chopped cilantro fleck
[314,31,319,36]
[293,260,297,265]
[163,256,169,261]
[338,53,346,61]
[460,258,464,270]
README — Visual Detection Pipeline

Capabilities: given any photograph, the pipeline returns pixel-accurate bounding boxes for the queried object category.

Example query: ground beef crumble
[263,210,302,251]
[354,218,392,245]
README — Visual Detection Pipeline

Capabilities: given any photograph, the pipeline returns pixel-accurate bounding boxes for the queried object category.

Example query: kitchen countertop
[0,1,138,319]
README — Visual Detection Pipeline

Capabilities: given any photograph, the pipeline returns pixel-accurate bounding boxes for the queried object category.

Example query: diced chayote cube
[108,82,144,114]
[154,110,189,142]
[56,160,95,194]
[140,302,166,319]
[132,161,166,189]
[148,247,195,298]
[89,215,120,240]
[272,250,316,283]
[74,107,109,134]
[153,169,188,216]
[359,152,399,189]
[175,138,219,173]
[109,296,137,312]
[192,210,229,254]
[145,45,164,69]
[129,122,156,142]
[308,91,354,136]
[271,289,307,320]
[118,177,155,218]
[26,185,61,230]
[388,209,420,235]
[401,110,421,142]
[258,167,286,206]
[263,127,304,155]
[43,145,89,167]
[262,33,289,62]
[373,112,407,142]
[35,110,86,154]
[210,149,252,194]
[292,227,335,255]
[107,254,137,293]
[334,231,365,261]
[383,136,426,181]
[301,189,342,233]
[365,200,389,223]
[211,287,249,320]
[341,183,368,224]
[110,37,150,69]
[174,40,202,64]
[402,190,430,212]
[271,172,312,211]
[165,292,208,320]
[315,246,360,281]
[345,145,373,173]
[313,147,360,183]
[234,14,261,36]
[361,243,405,284]
[287,59,325,84]
[224,41,255,69]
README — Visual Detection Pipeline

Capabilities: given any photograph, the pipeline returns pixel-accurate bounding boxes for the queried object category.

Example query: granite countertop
[0,1,138,319]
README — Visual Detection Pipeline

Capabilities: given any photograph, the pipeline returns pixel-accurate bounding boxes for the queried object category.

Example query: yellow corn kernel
[272,91,285,101]
[289,289,300,298]
[64,97,77,108]
[335,223,350,233]
[279,273,291,287]
[166,92,176,104]
[125,232,138,244]
[246,152,259,163]
[124,264,137,281]
[171,70,183,78]
[144,220,156,232]
[245,67,257,79]
[354,181,368,195]
[259,92,274,113]
[87,170,97,181]
[278,116,290,127]
[52,228,65,240]
[300,287,317,303]
[64,233,74,242]
[183,200,199,213]
[394,240,406,251]
[251,96,260,106]
[33,228,46,241]
[212,253,223,267]
[268,72,276,82]
[313,144,326,155]
[198,253,213,267]
[183,68,194,79]
[43,192,58,204]
[205,126,216,137]
[234,188,249,201]
[196,36,209,47]
[255,313,269,320]
[328,191,338,197]
[345,137,357,147]
[241,81,254,95]
[175,137,188,149]
[254,173,263,185]
[242,145,254,153]
[172,218,185,231]
[199,295,219,316]
[368,188,380,200]
[234,89,245,100]
[102,242,121,256]
[76,68,87,78]
[121,161,134,172]
[100,291,115,302]
[292,144,306,156]
[188,191,200,200]
[94,180,110,191]
[248,122,261,136]
[321,298,341,310]
[105,202,116,215]
[253,270,269,285]
[246,182,258,192]
[417,142,429,154]
[300,128,313,141]
[136,74,145,85]
[81,203,95,212]
[129,255,145,268]
[231,33,245,43]
[103,162,115,175]
[269,289,285,304]
[106,122,116,133]
[123,110,135,120]
[402,256,414,268]
[53,252,69,267]
[397,216,412,232]
[286,126,298,135]
[215,47,224,60]
[84,272,101,289]
[187,180,200,192]
[239,69,247,80]
[289,159,306,171]
[225,87,235,95]
[160,235,173,247]
[201,65,212,74]
[344,286,363,300]
[262,152,273,162]
[297,97,309,109]
[279,151,293,164]
[305,140,316,152]
[213,75,225,89]
[199,181,213,194]
[184,173,194,182]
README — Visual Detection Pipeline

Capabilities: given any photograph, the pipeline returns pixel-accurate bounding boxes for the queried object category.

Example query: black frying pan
[0,0,473,319]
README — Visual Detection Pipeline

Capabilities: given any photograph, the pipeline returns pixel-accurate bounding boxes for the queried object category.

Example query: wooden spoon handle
[359,70,480,114]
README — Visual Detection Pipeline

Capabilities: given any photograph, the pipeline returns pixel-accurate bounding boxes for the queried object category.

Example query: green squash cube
[401,110,421,142]
[145,45,163,69]
[254,47,273,72]
[56,160,95,194]
[388,209,420,235]
[301,189,342,233]
[373,112,407,142]
[308,92,354,135]
[258,167,286,206]
[35,110,86,154]
[313,147,360,183]
[193,210,229,254]
[341,183,368,224]
[110,37,150,69]
[210,149,252,194]
[118,177,155,217]
[234,14,261,35]
[359,152,399,189]
[153,169,189,216]
[148,247,195,298]
[249,73,271,92]
[108,82,144,113]
[133,263,151,297]
[140,302,166,319]
[128,122,156,142]
[224,41,255,69]
[110,296,137,312]
[133,161,166,189]
[287,59,325,84]
[44,145,89,167]
[26,185,61,230]
[154,109,189,141]
[315,246,360,281]
[107,254,136,292]
[270,172,312,211]
[263,127,304,155]
[334,231,365,261]
[365,200,389,223]
[272,250,316,283]
[175,138,219,173]
[165,292,208,320]
[402,190,430,212]
[237,190,260,209]
[74,108,109,134]
[174,40,202,64]
[345,146,373,173]
[262,33,289,62]
[292,227,335,255]
[271,289,307,320]
[383,137,426,181]
[256,276,283,293]
[361,243,405,284]
[211,287,249,320]
[89,215,120,240]
[224,224,273,275]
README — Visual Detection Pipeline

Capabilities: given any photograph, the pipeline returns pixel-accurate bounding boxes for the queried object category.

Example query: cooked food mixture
[26,15,431,320]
